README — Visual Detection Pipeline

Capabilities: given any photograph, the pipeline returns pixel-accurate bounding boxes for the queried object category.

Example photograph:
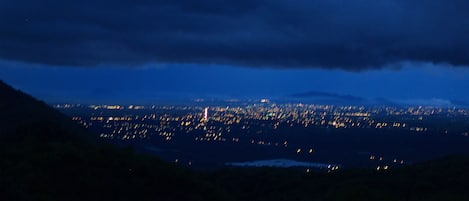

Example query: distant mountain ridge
[286,90,469,108]
[283,90,375,105]
[289,91,365,101]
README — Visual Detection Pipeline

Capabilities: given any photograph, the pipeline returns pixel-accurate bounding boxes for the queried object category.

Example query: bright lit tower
[204,107,209,121]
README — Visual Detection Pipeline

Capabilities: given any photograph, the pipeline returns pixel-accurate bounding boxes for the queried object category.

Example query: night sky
[1,0,468,104]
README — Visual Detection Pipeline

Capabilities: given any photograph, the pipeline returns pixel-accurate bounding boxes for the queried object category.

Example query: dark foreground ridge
[0,80,229,201]
[1,80,469,201]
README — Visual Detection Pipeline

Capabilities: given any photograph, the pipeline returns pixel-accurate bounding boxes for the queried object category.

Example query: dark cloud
[1,0,469,70]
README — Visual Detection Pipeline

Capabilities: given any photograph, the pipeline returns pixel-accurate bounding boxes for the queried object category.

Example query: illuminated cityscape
[56,101,469,171]
[2,0,469,199]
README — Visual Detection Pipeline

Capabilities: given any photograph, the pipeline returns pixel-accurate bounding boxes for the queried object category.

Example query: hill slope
[0,80,230,201]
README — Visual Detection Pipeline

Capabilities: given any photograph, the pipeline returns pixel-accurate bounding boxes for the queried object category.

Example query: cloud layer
[1,0,468,70]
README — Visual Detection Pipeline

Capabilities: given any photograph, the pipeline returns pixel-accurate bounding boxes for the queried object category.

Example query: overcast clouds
[1,0,469,70]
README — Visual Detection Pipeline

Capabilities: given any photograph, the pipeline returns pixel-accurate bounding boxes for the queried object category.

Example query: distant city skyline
[56,101,469,169]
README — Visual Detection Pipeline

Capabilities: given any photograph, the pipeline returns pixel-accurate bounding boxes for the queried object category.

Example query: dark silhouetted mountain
[0,80,84,137]
[0,80,230,201]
